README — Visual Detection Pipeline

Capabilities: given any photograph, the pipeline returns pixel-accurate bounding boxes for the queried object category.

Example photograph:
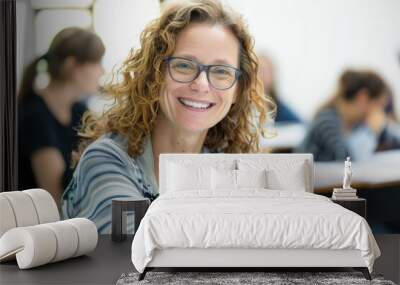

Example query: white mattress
[131,190,380,273]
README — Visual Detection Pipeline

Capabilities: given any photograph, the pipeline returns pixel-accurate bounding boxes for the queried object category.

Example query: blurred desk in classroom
[259,123,306,153]
[314,149,400,192]
[314,150,400,234]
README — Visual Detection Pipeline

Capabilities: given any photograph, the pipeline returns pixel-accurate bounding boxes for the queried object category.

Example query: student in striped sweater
[61,0,275,233]
[297,69,400,162]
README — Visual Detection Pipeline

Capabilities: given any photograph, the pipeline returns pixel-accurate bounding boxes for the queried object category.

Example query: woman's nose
[191,70,210,93]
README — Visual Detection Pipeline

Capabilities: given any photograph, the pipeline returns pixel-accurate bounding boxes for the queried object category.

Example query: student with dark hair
[297,69,400,161]
[18,27,105,207]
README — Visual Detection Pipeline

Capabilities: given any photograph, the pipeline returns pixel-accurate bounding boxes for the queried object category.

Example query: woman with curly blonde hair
[62,0,274,233]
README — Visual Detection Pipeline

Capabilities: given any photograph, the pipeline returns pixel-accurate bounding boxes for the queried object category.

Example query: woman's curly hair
[72,0,275,166]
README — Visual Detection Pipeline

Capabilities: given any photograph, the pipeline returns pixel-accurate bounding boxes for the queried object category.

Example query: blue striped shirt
[61,133,159,234]
[296,107,400,161]
[296,108,350,161]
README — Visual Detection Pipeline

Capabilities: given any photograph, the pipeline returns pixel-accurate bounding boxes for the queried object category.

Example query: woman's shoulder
[78,133,137,170]
[80,133,131,162]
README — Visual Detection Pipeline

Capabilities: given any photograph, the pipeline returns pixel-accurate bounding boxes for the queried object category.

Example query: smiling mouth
[178,98,215,110]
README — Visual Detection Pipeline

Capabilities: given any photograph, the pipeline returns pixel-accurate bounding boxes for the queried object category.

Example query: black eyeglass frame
[164,56,242,90]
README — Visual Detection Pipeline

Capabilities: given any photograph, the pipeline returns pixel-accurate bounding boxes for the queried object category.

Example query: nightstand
[331,198,366,219]
[111,198,150,242]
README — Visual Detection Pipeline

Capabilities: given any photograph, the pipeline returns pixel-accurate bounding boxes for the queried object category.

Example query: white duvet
[131,190,380,273]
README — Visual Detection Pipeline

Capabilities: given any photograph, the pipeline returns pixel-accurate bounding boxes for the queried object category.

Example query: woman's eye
[174,62,194,70]
[212,67,232,77]
[216,69,227,74]
[177,63,190,69]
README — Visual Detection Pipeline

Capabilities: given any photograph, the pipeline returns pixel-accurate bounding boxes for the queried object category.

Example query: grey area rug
[116,271,396,285]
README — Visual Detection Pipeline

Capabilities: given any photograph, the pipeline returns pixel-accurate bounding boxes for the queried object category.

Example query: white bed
[131,154,380,280]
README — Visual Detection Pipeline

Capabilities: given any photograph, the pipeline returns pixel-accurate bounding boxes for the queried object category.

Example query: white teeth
[179,98,212,109]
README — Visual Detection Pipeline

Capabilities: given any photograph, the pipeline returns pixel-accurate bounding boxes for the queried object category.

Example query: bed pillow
[167,162,212,192]
[211,169,268,190]
[266,165,307,191]
[237,159,309,191]
[211,168,237,190]
[236,169,268,189]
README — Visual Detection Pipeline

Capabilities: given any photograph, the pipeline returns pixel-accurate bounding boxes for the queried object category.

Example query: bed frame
[137,154,372,281]
[140,248,371,280]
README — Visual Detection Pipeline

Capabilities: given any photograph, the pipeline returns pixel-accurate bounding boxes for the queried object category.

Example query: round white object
[0,196,17,237]
[1,192,39,227]
[66,218,98,257]
[24,189,59,223]
[42,220,78,262]
[0,226,57,269]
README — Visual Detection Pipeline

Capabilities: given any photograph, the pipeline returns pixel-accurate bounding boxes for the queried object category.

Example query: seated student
[18,27,105,207]
[385,89,398,122]
[61,0,275,233]
[296,69,400,161]
[258,53,302,124]
[377,88,400,151]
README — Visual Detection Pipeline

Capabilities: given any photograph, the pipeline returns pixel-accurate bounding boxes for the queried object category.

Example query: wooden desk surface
[314,181,400,194]
[0,235,133,285]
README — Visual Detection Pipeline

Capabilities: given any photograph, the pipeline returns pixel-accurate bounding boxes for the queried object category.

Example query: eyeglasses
[165,56,241,90]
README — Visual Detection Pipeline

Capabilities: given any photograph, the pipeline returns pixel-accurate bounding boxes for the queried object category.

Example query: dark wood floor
[374,234,400,284]
[0,235,398,284]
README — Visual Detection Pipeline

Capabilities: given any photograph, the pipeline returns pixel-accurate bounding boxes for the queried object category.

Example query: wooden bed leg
[354,267,372,280]
[138,268,147,281]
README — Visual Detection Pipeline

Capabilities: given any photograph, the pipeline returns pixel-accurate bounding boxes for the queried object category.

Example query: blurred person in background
[18,27,105,208]
[296,69,400,161]
[377,88,400,151]
[258,53,302,124]
[384,89,398,122]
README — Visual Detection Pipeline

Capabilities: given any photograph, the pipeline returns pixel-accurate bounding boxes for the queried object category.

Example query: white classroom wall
[225,0,400,120]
